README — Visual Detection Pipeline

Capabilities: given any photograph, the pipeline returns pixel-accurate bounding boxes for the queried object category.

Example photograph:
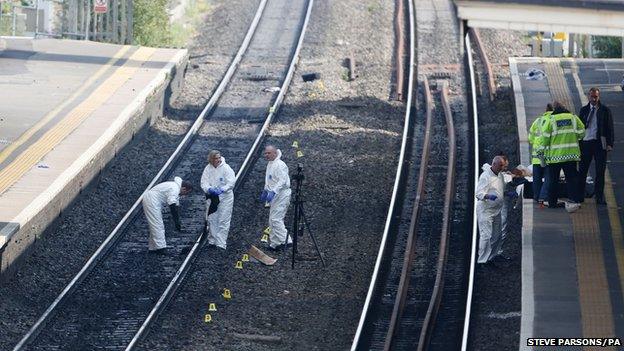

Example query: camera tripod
[287,163,325,268]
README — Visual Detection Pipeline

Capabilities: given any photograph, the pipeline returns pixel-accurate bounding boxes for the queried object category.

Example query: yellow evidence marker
[261,234,269,242]
[235,261,243,269]
[292,141,299,148]
[296,150,304,158]
[222,289,232,300]
[204,314,212,323]
[242,254,250,262]
[209,303,217,312]
[263,227,271,234]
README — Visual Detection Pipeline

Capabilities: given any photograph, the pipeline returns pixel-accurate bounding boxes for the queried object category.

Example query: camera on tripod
[293,163,305,181]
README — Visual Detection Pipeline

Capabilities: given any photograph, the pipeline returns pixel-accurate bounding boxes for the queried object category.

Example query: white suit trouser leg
[143,195,166,250]
[206,191,234,249]
[499,201,509,255]
[269,189,292,248]
[477,210,502,263]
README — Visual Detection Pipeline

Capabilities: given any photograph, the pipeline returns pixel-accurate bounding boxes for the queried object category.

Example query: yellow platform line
[0,45,132,166]
[569,58,624,317]
[0,47,156,195]
[548,59,616,347]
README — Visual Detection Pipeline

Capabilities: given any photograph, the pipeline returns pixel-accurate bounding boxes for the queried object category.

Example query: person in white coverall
[260,145,292,250]
[201,150,236,250]
[476,156,507,263]
[142,176,192,251]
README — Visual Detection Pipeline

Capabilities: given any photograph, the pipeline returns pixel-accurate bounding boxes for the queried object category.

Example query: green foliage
[592,36,622,58]
[133,0,171,47]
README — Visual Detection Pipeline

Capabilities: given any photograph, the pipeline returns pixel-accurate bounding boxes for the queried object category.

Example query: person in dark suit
[578,87,614,205]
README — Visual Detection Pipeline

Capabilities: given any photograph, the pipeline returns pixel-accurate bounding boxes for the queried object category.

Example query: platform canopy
[455,0,624,36]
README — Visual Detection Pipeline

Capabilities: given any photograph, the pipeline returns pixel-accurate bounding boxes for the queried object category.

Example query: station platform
[511,57,624,350]
[0,37,188,276]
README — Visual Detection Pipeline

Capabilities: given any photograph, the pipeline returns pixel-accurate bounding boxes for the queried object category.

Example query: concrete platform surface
[0,37,188,276]
[512,57,624,350]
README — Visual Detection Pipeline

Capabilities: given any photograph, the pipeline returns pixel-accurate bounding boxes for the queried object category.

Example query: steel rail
[125,0,315,349]
[469,28,496,101]
[416,80,457,351]
[383,76,434,351]
[12,1,269,349]
[350,0,416,347]
[461,32,481,351]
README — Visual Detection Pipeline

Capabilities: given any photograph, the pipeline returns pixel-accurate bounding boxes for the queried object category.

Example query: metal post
[85,0,90,40]
[550,33,555,57]
[568,33,574,57]
[11,3,16,36]
[112,0,118,43]
[127,0,132,44]
[35,0,39,37]
[93,11,96,40]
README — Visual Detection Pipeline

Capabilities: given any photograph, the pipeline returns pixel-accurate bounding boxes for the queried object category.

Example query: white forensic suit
[142,177,183,251]
[265,149,292,249]
[476,164,505,263]
[200,157,236,249]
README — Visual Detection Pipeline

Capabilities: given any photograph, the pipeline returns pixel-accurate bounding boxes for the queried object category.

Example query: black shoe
[596,196,607,205]
[548,201,565,208]
[269,243,293,252]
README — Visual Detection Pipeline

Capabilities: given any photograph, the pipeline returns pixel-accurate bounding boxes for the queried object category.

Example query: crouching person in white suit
[201,150,236,250]
[142,176,193,252]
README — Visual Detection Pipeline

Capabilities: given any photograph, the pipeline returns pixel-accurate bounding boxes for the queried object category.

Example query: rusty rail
[469,28,496,101]
[395,0,407,101]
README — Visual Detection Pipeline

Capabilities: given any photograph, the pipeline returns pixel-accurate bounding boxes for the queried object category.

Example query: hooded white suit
[142,177,182,250]
[476,164,505,263]
[201,157,236,249]
[264,149,292,248]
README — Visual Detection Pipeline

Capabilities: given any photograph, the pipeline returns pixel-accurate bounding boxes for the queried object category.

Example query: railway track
[351,0,476,349]
[12,0,314,349]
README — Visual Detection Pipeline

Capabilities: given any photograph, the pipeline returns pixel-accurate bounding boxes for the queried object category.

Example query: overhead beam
[456,1,624,36]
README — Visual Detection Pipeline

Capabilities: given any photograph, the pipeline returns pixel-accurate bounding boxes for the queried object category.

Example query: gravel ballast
[138,1,405,350]
[468,28,529,351]
[0,1,259,349]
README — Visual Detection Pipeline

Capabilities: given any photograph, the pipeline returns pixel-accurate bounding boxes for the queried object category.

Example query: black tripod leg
[299,204,326,267]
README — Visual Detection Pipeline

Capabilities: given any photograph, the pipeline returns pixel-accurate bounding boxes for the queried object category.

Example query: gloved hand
[214,187,224,196]
[260,190,269,202]
[484,194,498,201]
[266,191,277,203]
[208,187,218,196]
[505,190,519,199]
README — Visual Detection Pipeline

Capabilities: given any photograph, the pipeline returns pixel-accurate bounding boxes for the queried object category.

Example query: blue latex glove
[505,190,518,199]
[484,194,498,201]
[214,187,224,196]
[208,187,218,196]
[260,190,269,202]
[266,191,276,203]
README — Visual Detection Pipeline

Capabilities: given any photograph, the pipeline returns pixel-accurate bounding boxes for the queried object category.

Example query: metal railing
[0,0,132,44]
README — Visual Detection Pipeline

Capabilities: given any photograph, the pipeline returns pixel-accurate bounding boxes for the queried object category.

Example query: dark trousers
[532,164,550,202]
[579,140,607,199]
[548,161,581,204]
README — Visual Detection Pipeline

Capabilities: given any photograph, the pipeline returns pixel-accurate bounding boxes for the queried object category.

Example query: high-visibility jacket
[539,112,585,164]
[528,111,552,165]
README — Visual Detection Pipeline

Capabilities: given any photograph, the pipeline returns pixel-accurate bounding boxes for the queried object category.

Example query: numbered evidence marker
[263,227,271,234]
[209,303,217,312]
[292,141,299,148]
[261,234,269,242]
[222,288,232,300]
[204,314,212,323]
[296,150,304,158]
[235,261,243,269]
[242,254,250,262]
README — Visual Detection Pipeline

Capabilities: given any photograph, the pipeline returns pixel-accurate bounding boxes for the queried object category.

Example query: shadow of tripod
[289,163,325,268]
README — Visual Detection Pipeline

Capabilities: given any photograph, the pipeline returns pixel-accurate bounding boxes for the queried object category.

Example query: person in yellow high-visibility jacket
[528,104,553,203]
[539,101,585,210]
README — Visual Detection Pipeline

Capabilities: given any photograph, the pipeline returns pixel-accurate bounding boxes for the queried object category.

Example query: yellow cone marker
[269,106,276,113]
[235,261,243,269]
[296,150,304,158]
[261,234,269,242]
[222,288,232,300]
[209,303,217,312]
[242,254,250,262]
[263,227,271,234]
[204,314,212,323]
[292,141,299,148]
